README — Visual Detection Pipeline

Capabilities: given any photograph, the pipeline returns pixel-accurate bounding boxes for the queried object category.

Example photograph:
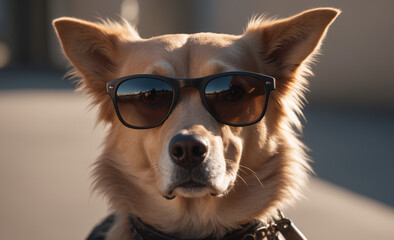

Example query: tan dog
[54,8,339,240]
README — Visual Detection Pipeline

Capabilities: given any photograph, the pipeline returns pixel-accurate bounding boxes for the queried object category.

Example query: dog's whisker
[225,161,256,189]
[237,168,252,188]
[239,165,265,188]
[238,167,248,175]
[149,163,159,170]
[236,173,249,189]
[138,164,160,178]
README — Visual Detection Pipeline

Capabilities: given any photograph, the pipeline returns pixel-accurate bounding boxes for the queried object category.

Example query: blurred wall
[45,0,394,110]
[1,0,50,67]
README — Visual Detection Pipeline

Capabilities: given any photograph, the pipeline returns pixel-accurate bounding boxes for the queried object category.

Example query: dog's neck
[127,211,306,240]
[129,214,262,240]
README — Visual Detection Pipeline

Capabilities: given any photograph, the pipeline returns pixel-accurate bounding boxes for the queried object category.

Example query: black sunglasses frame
[106,71,276,129]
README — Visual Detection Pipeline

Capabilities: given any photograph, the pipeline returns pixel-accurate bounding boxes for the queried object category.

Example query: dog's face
[113,33,255,200]
[54,8,338,238]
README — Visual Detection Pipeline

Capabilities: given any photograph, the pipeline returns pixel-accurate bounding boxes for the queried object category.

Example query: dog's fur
[54,8,339,239]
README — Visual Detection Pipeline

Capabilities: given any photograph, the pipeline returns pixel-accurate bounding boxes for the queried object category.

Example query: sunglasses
[106,71,276,129]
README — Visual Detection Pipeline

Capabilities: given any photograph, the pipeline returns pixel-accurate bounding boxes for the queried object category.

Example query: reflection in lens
[116,78,173,127]
[205,75,266,125]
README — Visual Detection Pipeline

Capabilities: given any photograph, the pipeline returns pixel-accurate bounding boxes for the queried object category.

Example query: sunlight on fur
[54,8,339,240]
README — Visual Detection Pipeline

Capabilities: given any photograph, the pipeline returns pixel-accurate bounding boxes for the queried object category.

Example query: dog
[54,7,339,240]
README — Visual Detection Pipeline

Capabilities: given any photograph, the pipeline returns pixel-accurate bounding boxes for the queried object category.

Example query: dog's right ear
[53,17,139,92]
[244,8,339,78]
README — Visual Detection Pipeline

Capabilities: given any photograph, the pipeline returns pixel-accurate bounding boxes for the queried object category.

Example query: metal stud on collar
[241,211,307,240]
[275,211,307,240]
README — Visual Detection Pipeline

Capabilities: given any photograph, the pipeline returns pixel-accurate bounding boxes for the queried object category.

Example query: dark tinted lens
[205,75,266,125]
[116,78,173,127]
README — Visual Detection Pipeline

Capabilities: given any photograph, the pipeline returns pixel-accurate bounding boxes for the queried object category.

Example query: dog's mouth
[178,180,206,189]
[162,174,236,200]
[163,180,222,199]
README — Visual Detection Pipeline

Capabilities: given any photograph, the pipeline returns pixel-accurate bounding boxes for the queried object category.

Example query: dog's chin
[162,176,234,199]
[175,183,212,198]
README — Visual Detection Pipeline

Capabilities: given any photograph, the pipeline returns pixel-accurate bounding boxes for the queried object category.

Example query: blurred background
[1,0,393,239]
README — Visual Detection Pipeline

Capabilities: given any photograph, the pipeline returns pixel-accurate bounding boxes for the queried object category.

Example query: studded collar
[127,211,306,240]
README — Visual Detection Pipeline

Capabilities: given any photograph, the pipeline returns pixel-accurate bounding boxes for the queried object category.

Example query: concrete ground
[1,91,393,240]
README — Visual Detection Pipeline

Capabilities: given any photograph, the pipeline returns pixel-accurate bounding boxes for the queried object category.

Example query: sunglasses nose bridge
[178,78,203,89]
[177,79,206,111]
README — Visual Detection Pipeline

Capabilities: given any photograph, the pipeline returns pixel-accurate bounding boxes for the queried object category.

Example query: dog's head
[54,8,338,238]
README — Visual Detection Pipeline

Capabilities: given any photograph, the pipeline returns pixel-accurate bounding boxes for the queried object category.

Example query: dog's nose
[169,134,208,170]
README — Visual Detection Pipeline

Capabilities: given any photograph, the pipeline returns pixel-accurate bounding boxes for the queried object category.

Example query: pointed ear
[53,17,139,91]
[246,8,340,72]
[53,17,140,124]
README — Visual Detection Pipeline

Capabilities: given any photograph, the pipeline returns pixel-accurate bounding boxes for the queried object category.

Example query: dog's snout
[169,134,208,170]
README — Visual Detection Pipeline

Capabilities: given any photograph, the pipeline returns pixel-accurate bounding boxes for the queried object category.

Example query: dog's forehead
[128,32,242,78]
[187,33,243,76]
[152,32,239,51]
[188,32,240,48]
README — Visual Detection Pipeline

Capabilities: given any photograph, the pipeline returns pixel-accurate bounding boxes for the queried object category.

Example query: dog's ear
[245,8,340,75]
[53,17,139,92]
[53,18,140,123]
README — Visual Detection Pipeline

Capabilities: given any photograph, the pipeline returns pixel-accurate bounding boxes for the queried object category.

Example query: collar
[128,211,306,240]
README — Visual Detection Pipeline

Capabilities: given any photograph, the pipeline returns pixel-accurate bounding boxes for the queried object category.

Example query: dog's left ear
[53,18,140,123]
[53,18,140,93]
[245,8,340,74]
